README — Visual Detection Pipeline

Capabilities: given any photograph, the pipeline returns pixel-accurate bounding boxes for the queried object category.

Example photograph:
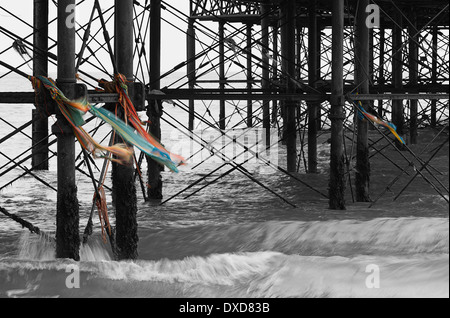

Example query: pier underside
[0,0,448,260]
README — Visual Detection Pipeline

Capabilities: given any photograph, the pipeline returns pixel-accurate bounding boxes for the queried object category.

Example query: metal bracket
[128,82,146,111]
[329,94,345,106]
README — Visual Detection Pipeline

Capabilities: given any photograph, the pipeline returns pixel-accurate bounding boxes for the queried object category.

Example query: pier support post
[219,21,226,130]
[147,0,163,200]
[187,10,196,131]
[271,21,279,126]
[246,23,253,128]
[55,0,80,260]
[408,11,419,144]
[329,0,346,210]
[431,25,438,127]
[392,11,404,142]
[261,1,270,144]
[114,0,138,260]
[32,0,49,171]
[307,0,318,173]
[355,0,371,201]
[316,23,322,131]
[281,0,297,172]
[378,22,385,117]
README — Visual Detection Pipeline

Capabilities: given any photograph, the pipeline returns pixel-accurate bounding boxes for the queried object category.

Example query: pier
[0,0,448,261]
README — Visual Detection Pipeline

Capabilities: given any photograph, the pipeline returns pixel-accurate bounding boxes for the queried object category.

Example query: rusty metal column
[32,0,49,171]
[392,11,404,142]
[54,0,79,260]
[281,0,297,172]
[219,21,226,130]
[307,0,318,173]
[329,0,346,210]
[114,0,138,260]
[355,0,371,202]
[408,11,419,144]
[147,0,163,200]
[261,1,270,144]
[187,9,196,131]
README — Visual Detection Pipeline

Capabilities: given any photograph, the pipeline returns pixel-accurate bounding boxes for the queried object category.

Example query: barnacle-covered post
[54,0,80,260]
[114,0,139,260]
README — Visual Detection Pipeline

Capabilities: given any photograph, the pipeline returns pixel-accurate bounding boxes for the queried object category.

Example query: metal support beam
[431,25,438,127]
[261,1,270,144]
[355,0,371,202]
[316,22,322,131]
[271,21,279,126]
[281,0,297,172]
[114,0,138,260]
[308,0,318,173]
[147,0,164,200]
[219,21,226,130]
[32,0,49,171]
[409,11,419,144]
[54,0,80,261]
[247,23,253,128]
[329,0,346,210]
[378,22,385,117]
[392,11,404,141]
[187,11,196,131]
